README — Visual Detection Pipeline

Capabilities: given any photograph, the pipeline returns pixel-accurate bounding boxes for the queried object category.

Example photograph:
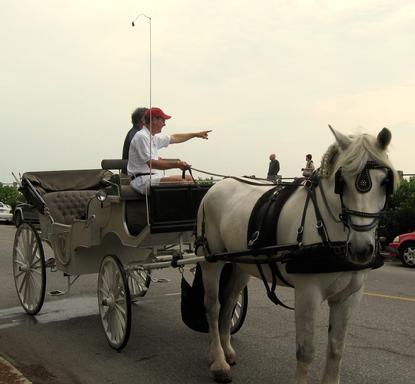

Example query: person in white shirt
[127,107,211,194]
[301,153,315,177]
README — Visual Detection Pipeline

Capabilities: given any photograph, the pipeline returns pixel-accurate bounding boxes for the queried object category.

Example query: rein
[190,167,299,188]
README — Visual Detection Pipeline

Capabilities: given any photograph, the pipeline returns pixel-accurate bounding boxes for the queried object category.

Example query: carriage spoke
[28,235,37,263]
[115,311,124,340]
[28,272,41,289]
[102,271,111,293]
[24,230,30,259]
[18,273,28,294]
[99,287,108,297]
[115,303,126,316]
[15,247,25,263]
[114,272,121,296]
[13,259,25,267]
[15,270,25,279]
[102,306,111,321]
[22,274,29,305]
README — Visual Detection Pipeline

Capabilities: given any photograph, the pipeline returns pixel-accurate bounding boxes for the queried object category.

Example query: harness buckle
[248,231,260,248]
[296,226,304,244]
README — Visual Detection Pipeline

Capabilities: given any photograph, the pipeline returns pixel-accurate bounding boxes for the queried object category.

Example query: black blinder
[334,168,343,195]
[383,169,394,196]
[335,162,394,197]
[355,167,372,193]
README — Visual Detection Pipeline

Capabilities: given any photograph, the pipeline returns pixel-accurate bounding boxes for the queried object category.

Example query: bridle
[333,161,394,232]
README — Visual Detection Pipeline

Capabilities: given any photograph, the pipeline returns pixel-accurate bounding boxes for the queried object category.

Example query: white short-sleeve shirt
[127,127,171,193]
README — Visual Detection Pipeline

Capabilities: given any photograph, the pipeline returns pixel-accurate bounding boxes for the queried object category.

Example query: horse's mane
[319,133,399,191]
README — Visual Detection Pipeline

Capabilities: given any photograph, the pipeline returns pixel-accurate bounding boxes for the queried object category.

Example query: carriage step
[151,277,171,283]
[48,290,65,296]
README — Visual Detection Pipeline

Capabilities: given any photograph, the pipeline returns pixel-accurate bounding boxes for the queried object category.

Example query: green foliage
[197,177,216,185]
[0,185,23,210]
[380,177,415,242]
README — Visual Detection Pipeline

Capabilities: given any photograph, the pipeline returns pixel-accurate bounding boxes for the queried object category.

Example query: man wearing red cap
[127,107,211,194]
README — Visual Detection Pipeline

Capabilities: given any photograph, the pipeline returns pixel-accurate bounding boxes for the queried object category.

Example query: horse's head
[321,126,399,266]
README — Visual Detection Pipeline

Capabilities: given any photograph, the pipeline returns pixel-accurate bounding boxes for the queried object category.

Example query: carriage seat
[43,190,97,225]
[120,185,145,201]
[21,169,113,224]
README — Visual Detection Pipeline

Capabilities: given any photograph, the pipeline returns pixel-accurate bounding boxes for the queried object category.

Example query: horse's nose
[348,243,374,264]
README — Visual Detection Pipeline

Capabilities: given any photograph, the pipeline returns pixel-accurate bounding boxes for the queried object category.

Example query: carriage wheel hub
[19,265,29,272]
[102,295,115,308]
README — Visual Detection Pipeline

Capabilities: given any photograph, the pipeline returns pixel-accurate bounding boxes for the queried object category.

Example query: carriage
[13,127,397,383]
[12,160,248,350]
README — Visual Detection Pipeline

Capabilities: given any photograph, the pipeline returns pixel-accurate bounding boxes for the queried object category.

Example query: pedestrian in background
[302,154,315,177]
[267,153,280,182]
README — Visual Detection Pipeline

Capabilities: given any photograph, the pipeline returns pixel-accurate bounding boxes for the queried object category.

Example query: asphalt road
[0,224,414,384]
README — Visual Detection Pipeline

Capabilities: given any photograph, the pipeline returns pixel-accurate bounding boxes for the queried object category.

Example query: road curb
[0,356,31,384]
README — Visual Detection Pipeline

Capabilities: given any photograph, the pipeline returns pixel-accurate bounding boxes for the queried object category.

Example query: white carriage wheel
[98,255,131,350]
[230,286,248,335]
[12,223,46,315]
[128,268,151,301]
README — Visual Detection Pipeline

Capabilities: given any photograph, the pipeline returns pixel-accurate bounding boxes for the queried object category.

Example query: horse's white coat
[197,127,396,384]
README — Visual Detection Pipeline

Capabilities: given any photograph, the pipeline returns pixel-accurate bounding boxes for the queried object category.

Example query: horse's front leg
[321,285,364,384]
[219,265,249,365]
[200,262,232,383]
[294,285,323,384]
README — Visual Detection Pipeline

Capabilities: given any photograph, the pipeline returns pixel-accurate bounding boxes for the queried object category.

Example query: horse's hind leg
[219,264,249,365]
[321,285,364,384]
[200,261,232,383]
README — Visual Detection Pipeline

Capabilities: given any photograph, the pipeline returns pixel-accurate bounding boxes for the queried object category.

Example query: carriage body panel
[20,168,211,274]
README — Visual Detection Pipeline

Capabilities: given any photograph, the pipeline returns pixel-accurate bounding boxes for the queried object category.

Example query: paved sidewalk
[0,357,31,384]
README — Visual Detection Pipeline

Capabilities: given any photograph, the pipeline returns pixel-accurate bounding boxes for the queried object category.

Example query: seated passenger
[122,107,148,173]
[127,107,211,194]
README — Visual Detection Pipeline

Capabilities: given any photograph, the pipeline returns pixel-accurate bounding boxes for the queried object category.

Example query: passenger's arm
[170,130,211,144]
[147,159,189,171]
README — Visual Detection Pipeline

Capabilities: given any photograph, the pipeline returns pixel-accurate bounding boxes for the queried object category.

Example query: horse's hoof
[214,375,232,383]
[210,363,232,383]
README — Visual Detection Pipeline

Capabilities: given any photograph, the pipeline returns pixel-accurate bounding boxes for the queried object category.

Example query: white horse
[196,127,398,384]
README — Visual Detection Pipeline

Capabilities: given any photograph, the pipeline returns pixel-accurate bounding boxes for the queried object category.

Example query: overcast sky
[1,0,414,183]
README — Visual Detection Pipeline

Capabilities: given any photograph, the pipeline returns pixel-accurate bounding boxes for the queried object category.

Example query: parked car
[13,203,39,227]
[387,232,415,268]
[0,201,13,223]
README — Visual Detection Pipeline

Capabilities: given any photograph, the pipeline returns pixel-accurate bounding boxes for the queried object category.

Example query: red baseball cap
[145,107,172,120]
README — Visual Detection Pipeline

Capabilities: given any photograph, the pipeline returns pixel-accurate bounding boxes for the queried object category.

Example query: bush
[380,177,415,242]
[0,185,23,210]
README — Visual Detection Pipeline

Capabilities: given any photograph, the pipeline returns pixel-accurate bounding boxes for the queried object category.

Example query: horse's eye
[381,177,390,186]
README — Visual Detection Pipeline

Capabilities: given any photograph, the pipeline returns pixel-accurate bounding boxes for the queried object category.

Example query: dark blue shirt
[122,126,141,173]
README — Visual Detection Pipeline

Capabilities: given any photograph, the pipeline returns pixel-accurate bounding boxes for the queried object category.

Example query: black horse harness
[197,162,393,309]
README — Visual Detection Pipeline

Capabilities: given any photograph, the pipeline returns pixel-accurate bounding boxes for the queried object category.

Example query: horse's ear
[328,124,351,150]
[377,128,391,150]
